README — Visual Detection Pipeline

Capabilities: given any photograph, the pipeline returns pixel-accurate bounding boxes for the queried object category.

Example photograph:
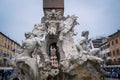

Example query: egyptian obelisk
[43,0,64,16]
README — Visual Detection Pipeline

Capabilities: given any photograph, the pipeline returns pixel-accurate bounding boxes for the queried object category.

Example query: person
[4,70,9,80]
[111,69,118,78]
[117,68,120,79]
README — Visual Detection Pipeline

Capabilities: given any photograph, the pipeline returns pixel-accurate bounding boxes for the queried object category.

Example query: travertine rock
[11,9,103,80]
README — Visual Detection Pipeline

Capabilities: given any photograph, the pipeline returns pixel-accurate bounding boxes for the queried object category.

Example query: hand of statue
[59,35,63,41]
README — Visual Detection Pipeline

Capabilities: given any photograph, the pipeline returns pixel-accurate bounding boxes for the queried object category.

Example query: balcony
[3,53,9,59]
[106,57,111,60]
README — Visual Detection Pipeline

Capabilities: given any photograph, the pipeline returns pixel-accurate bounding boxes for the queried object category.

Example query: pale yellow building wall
[0,32,20,66]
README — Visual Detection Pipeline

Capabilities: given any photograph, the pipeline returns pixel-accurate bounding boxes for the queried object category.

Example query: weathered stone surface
[69,60,102,80]
[43,0,64,16]
[10,9,103,80]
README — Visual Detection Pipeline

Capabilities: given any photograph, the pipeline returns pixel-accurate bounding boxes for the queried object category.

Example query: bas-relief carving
[11,9,103,80]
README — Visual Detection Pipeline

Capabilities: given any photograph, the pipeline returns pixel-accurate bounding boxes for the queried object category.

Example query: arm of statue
[35,34,46,46]
[40,33,46,41]
[21,41,26,49]
[76,38,89,55]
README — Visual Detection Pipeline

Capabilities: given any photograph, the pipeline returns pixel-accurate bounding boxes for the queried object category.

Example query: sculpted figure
[59,15,78,40]
[45,10,61,35]
[17,32,45,59]
[32,24,50,63]
[32,23,47,38]
[46,9,62,20]
[14,32,50,80]
[58,16,78,62]
[76,31,103,61]
[46,21,59,35]
[59,31,102,76]
[58,15,79,73]
[58,15,79,59]
[76,31,90,56]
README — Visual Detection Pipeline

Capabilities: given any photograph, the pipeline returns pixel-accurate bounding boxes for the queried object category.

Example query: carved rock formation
[11,9,103,80]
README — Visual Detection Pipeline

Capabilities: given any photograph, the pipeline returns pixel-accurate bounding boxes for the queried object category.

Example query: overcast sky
[0,0,120,44]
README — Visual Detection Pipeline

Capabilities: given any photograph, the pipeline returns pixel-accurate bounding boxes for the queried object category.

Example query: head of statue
[71,15,78,20]
[51,9,56,14]
[81,31,89,39]
[34,24,46,30]
[25,32,33,38]
[51,9,58,20]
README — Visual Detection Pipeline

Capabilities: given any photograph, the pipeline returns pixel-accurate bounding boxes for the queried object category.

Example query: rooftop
[0,32,20,46]
[109,30,120,38]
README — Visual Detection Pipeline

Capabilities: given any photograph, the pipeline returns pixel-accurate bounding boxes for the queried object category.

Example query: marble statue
[32,23,47,38]
[59,15,78,40]
[59,15,79,59]
[45,9,62,20]
[45,10,61,35]
[11,9,103,80]
[16,32,46,59]
[76,31,103,62]
[76,31,89,54]
[32,23,50,62]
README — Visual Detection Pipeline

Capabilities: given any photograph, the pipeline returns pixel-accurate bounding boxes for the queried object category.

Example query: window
[106,44,109,48]
[0,60,3,65]
[0,50,3,56]
[11,46,12,50]
[112,41,114,45]
[116,49,119,55]
[118,58,120,64]
[114,59,116,65]
[8,45,10,49]
[113,51,115,56]
[105,45,107,49]
[107,52,111,56]
[116,39,118,44]
[4,43,6,48]
[4,53,9,58]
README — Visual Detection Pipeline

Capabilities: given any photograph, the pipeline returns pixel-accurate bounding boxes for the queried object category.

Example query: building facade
[0,32,20,67]
[100,41,111,66]
[89,37,108,49]
[109,30,120,65]
[43,0,64,15]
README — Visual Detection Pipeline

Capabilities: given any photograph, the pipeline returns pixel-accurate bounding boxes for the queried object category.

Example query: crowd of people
[0,68,19,80]
[103,67,120,79]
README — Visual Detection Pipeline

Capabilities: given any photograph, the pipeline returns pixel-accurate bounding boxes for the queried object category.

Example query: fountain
[10,0,104,80]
